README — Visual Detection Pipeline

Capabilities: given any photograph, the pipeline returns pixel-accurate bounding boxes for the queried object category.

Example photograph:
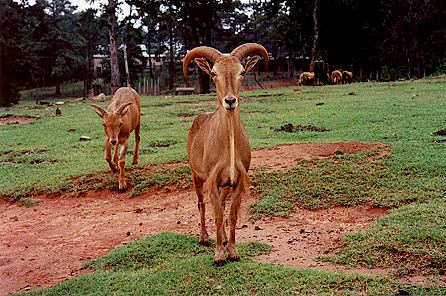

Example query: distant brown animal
[91,87,141,191]
[298,72,315,86]
[183,43,269,265]
[342,71,353,84]
[331,70,342,85]
[313,60,330,85]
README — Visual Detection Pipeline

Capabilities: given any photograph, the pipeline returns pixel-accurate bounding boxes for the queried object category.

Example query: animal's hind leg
[193,174,209,246]
[132,123,140,165]
[220,187,231,245]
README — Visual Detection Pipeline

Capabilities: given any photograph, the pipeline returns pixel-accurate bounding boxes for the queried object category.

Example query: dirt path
[1,142,424,295]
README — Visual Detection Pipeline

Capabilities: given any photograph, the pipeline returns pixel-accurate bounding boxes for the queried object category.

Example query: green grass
[320,197,446,276]
[16,232,444,296]
[19,82,85,101]
[0,94,211,198]
[1,79,446,198]
[250,152,444,216]
[3,78,446,292]
[130,164,192,197]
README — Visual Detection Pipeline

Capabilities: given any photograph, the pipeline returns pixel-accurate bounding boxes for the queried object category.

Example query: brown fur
[298,72,315,86]
[331,70,342,85]
[91,87,141,191]
[184,44,268,265]
[313,60,330,85]
[342,71,353,84]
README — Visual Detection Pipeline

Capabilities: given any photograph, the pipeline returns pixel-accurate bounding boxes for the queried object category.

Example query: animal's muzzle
[110,139,117,145]
[223,96,237,110]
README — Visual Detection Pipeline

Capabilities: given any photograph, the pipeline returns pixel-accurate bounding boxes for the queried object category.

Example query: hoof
[118,182,127,192]
[227,253,240,262]
[213,257,226,266]
[199,231,209,246]
[213,248,226,265]
[227,247,240,262]
[198,239,209,247]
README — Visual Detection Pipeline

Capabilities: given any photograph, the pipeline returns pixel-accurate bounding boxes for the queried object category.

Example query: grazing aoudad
[91,87,141,191]
[330,70,343,85]
[183,43,269,264]
[342,70,354,84]
[298,71,315,86]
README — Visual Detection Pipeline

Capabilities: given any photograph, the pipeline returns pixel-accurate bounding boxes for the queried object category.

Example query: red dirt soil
[1,142,442,295]
[0,115,37,126]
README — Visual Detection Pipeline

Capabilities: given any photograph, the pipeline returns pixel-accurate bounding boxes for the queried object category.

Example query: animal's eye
[119,123,123,127]
[210,72,217,78]
[240,70,246,76]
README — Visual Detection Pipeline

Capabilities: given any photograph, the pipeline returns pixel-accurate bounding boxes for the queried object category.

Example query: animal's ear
[243,56,261,74]
[194,58,213,75]
[117,102,132,116]
[91,104,107,118]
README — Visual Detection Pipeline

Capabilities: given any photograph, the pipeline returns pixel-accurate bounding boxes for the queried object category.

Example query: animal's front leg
[113,141,119,166]
[220,187,231,245]
[117,139,129,191]
[105,138,117,174]
[227,180,244,261]
[210,184,225,265]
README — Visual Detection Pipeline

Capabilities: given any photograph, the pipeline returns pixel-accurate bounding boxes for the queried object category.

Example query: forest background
[1,0,445,106]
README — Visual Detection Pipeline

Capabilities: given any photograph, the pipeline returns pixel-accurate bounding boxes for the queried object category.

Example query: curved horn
[231,43,269,69]
[182,46,222,80]
[117,102,133,115]
[91,104,108,116]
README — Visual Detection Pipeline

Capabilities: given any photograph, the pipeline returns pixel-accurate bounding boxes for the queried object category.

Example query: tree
[108,0,121,93]
[0,0,43,106]
[43,0,85,95]
[178,0,236,93]
[120,1,146,87]
[310,0,320,71]
[78,8,107,96]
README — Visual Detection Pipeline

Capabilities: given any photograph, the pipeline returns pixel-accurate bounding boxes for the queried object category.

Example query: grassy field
[2,79,445,198]
[3,78,446,294]
[15,233,445,296]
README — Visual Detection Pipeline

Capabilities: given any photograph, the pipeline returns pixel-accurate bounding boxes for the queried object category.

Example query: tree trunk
[108,0,120,94]
[147,32,153,81]
[405,43,411,79]
[191,26,209,94]
[55,83,61,95]
[288,50,294,78]
[86,40,94,98]
[310,0,320,72]
[168,17,174,91]
[417,48,422,78]
[123,44,130,86]
[200,24,212,94]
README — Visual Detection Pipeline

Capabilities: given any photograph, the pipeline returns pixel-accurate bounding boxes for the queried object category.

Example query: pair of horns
[182,43,269,80]
[91,102,132,117]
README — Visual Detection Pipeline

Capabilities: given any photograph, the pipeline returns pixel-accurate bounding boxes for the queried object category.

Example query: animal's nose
[224,97,237,106]
[110,139,117,145]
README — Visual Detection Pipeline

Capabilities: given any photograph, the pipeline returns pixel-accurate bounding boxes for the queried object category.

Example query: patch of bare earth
[0,115,37,126]
[1,142,443,295]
